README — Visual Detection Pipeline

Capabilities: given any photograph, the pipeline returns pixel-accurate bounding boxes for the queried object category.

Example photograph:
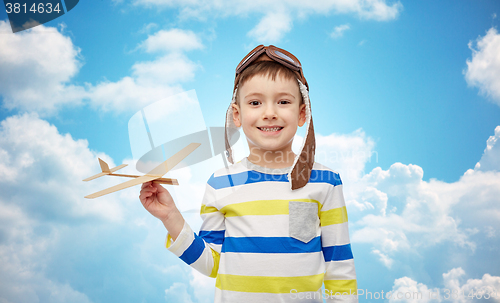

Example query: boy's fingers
[139,187,157,201]
[141,181,152,189]
[140,187,156,198]
[152,182,167,193]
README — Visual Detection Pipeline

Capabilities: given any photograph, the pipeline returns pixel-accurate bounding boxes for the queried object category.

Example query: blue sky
[1,0,500,302]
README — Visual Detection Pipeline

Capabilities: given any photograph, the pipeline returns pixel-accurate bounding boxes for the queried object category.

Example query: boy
[140,45,358,302]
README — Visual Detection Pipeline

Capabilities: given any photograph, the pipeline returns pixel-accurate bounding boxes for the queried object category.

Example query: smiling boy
[232,67,306,168]
[140,45,358,302]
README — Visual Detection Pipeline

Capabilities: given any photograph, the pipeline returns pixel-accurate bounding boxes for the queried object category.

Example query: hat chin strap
[224,79,315,190]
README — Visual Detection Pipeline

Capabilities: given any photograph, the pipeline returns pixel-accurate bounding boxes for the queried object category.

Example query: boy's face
[232,74,306,161]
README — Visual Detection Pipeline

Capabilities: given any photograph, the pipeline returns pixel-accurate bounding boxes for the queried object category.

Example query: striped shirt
[166,158,358,302]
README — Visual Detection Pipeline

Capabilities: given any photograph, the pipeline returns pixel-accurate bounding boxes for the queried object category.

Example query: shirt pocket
[289,201,319,243]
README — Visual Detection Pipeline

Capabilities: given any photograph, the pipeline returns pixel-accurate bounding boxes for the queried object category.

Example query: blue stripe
[309,170,342,186]
[208,171,288,189]
[221,236,322,254]
[199,230,225,245]
[179,233,205,265]
[322,244,353,261]
[208,170,341,190]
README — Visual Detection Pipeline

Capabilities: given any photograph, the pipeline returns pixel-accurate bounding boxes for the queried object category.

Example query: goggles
[233,45,308,91]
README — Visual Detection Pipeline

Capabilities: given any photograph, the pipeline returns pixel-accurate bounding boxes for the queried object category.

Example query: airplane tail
[99,158,111,173]
[83,159,128,181]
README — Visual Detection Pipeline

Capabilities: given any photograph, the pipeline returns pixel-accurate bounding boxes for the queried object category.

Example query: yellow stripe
[324,279,358,295]
[320,206,348,226]
[220,199,319,217]
[200,204,218,215]
[209,248,220,278]
[216,273,324,293]
[165,234,172,248]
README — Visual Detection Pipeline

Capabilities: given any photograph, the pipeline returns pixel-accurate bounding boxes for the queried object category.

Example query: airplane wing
[148,142,202,176]
[85,175,159,199]
[83,162,128,182]
[110,164,128,173]
[153,178,179,185]
[84,143,201,199]
[83,172,108,182]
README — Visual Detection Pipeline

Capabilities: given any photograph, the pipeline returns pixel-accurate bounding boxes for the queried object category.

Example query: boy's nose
[262,104,278,119]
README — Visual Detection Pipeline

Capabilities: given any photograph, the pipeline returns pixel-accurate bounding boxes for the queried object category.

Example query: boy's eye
[249,101,260,106]
[278,100,291,104]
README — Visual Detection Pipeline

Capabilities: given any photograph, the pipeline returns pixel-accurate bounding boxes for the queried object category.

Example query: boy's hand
[139,182,185,240]
[139,182,174,221]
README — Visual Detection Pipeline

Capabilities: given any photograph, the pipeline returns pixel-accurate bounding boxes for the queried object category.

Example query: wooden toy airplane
[83,143,201,199]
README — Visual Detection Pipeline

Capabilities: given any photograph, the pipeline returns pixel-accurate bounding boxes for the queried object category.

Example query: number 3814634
[5,3,62,14]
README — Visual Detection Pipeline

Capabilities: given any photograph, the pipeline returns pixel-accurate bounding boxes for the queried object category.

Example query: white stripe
[189,246,216,277]
[212,161,248,177]
[225,215,318,238]
[320,222,351,246]
[219,252,325,276]
[166,221,194,257]
[200,211,225,231]
[215,287,324,303]
[321,184,345,211]
[225,215,288,237]
[322,184,346,210]
[324,259,357,280]
[312,162,339,174]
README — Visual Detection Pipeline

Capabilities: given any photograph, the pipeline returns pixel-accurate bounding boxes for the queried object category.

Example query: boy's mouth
[257,126,284,132]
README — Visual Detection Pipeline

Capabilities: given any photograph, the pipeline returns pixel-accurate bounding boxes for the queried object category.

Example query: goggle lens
[274,50,297,65]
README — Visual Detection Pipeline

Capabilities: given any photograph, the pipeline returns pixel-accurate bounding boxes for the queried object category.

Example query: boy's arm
[320,176,358,302]
[163,180,225,278]
[140,182,184,240]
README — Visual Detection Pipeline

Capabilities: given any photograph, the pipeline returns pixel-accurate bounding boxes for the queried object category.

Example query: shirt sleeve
[165,178,225,278]
[320,173,358,302]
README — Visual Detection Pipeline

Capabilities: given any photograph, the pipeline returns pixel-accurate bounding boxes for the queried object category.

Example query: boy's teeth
[260,127,282,132]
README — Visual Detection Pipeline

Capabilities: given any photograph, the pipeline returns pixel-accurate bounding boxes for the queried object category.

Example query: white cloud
[164,283,194,303]
[443,268,500,303]
[87,29,203,113]
[389,268,500,303]
[348,125,500,267]
[87,76,183,113]
[189,268,215,303]
[475,126,500,172]
[310,129,377,181]
[0,21,86,115]
[0,113,127,222]
[388,276,441,303]
[132,53,199,84]
[140,29,203,53]
[349,157,500,268]
[247,11,292,44]
[330,24,351,38]
[293,128,380,211]
[133,0,402,21]
[372,249,394,269]
[465,27,500,106]
[0,22,203,115]
[130,0,402,42]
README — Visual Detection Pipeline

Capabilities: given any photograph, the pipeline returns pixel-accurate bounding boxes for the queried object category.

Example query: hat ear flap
[289,79,315,190]
[225,88,239,164]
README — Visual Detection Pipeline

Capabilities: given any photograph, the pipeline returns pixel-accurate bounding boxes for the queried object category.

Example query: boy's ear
[298,103,306,127]
[232,103,242,127]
